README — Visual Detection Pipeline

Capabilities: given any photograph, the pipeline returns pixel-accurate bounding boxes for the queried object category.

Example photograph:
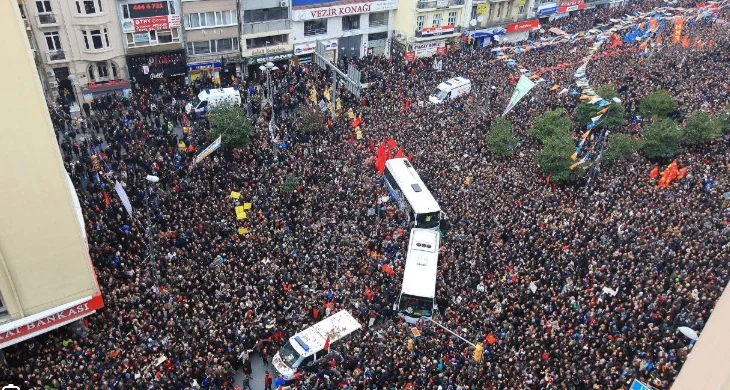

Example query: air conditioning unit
[280,0,289,7]
[48,80,58,88]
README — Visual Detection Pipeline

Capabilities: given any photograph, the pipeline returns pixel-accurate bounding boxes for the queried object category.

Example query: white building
[290,0,398,64]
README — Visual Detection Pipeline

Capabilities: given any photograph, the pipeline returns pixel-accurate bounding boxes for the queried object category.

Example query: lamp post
[259,61,279,143]
[145,174,160,287]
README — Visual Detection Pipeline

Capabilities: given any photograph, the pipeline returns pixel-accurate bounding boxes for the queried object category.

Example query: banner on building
[412,40,445,58]
[194,136,222,165]
[557,0,586,13]
[503,75,536,116]
[506,19,540,34]
[477,3,488,14]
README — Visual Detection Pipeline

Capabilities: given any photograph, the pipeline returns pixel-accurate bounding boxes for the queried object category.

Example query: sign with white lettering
[292,0,397,21]
[412,40,445,58]
[0,294,104,349]
[294,40,338,55]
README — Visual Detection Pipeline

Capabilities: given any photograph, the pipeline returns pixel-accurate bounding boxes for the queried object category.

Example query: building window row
[120,1,176,19]
[186,38,239,55]
[243,7,288,23]
[82,28,111,51]
[88,61,119,82]
[75,0,104,15]
[304,19,327,36]
[369,12,388,27]
[184,10,237,29]
[125,29,180,47]
[245,34,287,49]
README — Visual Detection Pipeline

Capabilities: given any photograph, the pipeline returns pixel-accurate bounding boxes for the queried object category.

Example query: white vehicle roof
[436,76,470,91]
[290,310,361,357]
[197,87,239,100]
[384,158,441,214]
[401,228,440,299]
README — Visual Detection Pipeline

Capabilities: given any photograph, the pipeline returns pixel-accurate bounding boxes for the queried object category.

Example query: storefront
[126,49,187,87]
[503,19,540,43]
[81,80,132,103]
[293,40,338,65]
[187,61,222,83]
[536,3,559,19]
[244,52,295,76]
[468,27,506,49]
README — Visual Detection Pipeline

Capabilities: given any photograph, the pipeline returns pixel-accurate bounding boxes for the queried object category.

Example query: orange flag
[656,35,663,45]
[486,333,497,345]
[681,36,690,48]
[673,17,684,43]
[649,166,659,179]
[678,166,689,179]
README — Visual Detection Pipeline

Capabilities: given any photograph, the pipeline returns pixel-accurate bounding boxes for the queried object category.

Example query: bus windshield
[416,211,440,229]
[399,294,434,318]
[432,88,449,101]
[278,341,301,368]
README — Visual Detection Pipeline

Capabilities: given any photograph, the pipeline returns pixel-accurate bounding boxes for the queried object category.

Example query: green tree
[281,175,302,194]
[720,105,730,134]
[296,106,325,135]
[596,84,619,100]
[603,133,639,165]
[639,90,677,119]
[537,134,583,183]
[529,108,573,142]
[641,118,683,159]
[601,102,627,131]
[682,111,722,145]
[207,102,253,148]
[574,103,599,128]
[485,117,520,157]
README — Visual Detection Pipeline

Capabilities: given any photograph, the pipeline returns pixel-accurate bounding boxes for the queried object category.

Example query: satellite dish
[477,15,484,22]
[470,19,477,26]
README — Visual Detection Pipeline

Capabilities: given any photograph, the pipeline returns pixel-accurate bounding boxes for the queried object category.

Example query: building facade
[392,0,465,55]
[22,0,129,107]
[1,0,104,351]
[181,0,241,84]
[240,0,294,76]
[291,0,397,65]
[116,0,186,86]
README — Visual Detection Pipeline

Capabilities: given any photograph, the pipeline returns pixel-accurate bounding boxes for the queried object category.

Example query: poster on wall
[121,1,179,33]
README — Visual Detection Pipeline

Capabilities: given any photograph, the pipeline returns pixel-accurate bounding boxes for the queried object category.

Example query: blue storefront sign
[188,61,222,72]
[538,5,558,15]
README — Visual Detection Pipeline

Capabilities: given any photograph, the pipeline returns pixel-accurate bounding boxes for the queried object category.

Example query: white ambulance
[429,76,471,104]
[185,87,241,115]
[272,310,361,381]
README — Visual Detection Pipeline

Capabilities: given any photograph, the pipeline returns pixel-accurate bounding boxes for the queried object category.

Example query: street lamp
[259,61,279,143]
[145,175,160,287]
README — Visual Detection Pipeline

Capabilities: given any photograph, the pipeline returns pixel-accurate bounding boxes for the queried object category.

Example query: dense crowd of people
[2,1,730,389]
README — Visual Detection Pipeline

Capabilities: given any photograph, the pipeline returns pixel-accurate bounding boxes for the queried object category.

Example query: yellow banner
[517,0,526,6]
[477,3,488,14]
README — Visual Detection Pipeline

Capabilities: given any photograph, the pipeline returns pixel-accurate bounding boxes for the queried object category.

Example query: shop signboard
[292,0,397,21]
[506,19,540,33]
[120,1,180,33]
[412,40,445,58]
[245,52,294,65]
[188,62,222,72]
[557,0,586,13]
[421,25,456,37]
[294,40,338,55]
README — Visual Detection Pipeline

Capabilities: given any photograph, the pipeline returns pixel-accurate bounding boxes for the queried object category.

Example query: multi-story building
[116,0,186,86]
[392,0,465,56]
[1,1,104,355]
[181,0,241,84]
[462,0,538,48]
[290,0,397,65]
[22,0,129,109]
[240,0,294,77]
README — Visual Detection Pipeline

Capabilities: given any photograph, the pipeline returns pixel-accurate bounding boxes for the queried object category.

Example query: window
[448,11,457,26]
[432,13,442,28]
[18,3,27,19]
[518,5,525,14]
[187,38,239,55]
[368,32,387,41]
[497,3,503,18]
[97,62,108,78]
[471,6,477,21]
[126,29,180,47]
[304,19,327,36]
[44,31,61,50]
[111,62,118,78]
[369,12,388,27]
[87,64,95,80]
[157,30,172,43]
[185,11,237,29]
[417,15,425,31]
[82,29,107,50]
[36,0,52,13]
[342,15,360,30]
[243,7,288,23]
[488,4,494,19]
[121,4,129,19]
[76,0,102,14]
[245,34,287,49]
[506,4,512,17]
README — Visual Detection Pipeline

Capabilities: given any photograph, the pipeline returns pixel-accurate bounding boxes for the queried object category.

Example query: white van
[272,310,361,381]
[429,76,471,104]
[185,87,241,115]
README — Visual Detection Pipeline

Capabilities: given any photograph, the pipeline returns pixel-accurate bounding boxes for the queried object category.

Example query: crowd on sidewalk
[2,0,730,389]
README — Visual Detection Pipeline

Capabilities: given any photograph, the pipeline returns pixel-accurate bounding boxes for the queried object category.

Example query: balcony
[417,0,465,9]
[46,50,66,62]
[37,13,58,26]
[242,19,291,34]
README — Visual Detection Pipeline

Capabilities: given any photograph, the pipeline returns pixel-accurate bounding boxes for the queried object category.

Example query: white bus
[397,228,440,324]
[272,310,361,381]
[383,158,441,230]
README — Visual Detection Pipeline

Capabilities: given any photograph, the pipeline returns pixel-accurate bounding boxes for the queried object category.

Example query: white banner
[194,135,222,165]
[412,40,444,58]
[114,181,133,217]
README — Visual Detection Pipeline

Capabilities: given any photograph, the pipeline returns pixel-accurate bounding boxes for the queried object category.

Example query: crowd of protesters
[2,0,730,389]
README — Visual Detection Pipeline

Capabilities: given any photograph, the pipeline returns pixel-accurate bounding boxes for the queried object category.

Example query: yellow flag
[236,211,247,220]
[237,227,249,235]
[347,108,355,120]
[235,205,244,214]
[230,191,241,199]
[243,202,252,210]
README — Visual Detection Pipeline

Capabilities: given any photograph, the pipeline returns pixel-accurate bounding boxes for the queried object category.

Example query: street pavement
[234,352,268,390]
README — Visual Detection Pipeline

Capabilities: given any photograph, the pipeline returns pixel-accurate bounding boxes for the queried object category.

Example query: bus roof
[289,310,361,357]
[384,158,441,214]
[197,87,239,99]
[401,229,440,299]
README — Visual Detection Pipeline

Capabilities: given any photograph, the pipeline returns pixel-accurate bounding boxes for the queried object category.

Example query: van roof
[197,87,239,99]
[401,229,440,299]
[438,76,470,90]
[290,310,361,357]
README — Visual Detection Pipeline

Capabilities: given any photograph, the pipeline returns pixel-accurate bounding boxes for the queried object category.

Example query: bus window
[416,211,440,229]
[399,294,434,318]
